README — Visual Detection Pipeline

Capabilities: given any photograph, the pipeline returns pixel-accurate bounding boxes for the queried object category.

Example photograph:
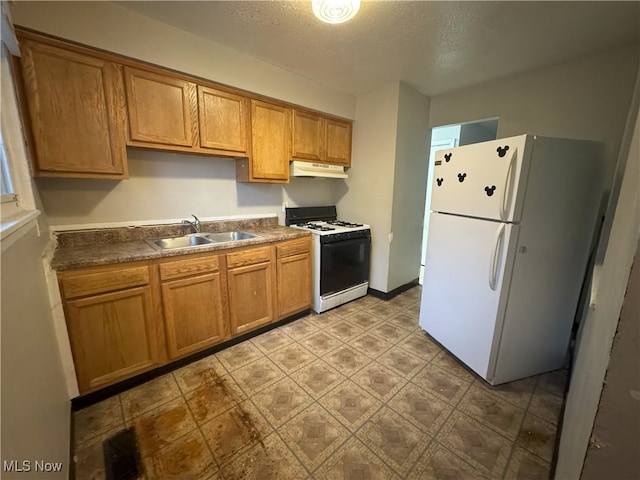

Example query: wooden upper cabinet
[17,31,349,181]
[291,109,353,167]
[198,86,248,155]
[326,118,352,166]
[124,67,198,148]
[238,99,292,182]
[292,110,324,162]
[18,37,128,178]
[124,68,250,157]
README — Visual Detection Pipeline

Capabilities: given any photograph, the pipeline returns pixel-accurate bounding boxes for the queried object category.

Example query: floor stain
[186,368,269,477]
[236,404,264,448]
[186,370,238,423]
[144,430,217,479]
[135,404,192,456]
[196,367,222,385]
[520,428,553,446]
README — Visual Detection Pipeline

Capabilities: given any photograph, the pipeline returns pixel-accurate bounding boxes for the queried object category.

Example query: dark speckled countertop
[51,217,311,271]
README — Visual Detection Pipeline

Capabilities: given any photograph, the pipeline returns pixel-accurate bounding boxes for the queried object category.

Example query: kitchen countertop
[50,217,310,271]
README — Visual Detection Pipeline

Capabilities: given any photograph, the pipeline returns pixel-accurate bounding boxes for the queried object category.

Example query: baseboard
[69,402,75,480]
[368,278,419,301]
[71,309,309,411]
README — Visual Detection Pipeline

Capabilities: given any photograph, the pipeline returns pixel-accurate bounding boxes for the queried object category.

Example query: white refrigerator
[419,134,604,385]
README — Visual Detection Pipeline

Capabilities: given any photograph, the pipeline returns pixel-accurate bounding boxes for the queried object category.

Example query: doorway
[419,118,499,284]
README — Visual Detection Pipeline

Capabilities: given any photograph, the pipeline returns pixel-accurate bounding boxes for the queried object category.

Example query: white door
[430,134,531,222]
[419,213,517,379]
[421,137,458,284]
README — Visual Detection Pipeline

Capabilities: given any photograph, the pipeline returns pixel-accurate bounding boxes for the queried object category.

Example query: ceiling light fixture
[312,0,360,24]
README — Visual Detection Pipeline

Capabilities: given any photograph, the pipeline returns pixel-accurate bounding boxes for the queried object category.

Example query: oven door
[320,234,371,297]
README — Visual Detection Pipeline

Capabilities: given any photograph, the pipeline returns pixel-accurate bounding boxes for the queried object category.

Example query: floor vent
[103,427,142,480]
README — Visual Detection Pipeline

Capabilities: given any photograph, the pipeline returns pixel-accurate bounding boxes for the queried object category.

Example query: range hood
[290,161,348,179]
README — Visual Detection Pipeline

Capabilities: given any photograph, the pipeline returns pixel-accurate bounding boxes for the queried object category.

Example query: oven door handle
[320,235,371,245]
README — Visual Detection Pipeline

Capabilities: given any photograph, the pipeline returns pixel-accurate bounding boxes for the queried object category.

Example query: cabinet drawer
[159,255,220,281]
[61,266,150,299]
[227,246,272,268]
[277,237,311,258]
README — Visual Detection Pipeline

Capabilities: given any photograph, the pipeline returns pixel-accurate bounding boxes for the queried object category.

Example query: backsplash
[54,217,279,247]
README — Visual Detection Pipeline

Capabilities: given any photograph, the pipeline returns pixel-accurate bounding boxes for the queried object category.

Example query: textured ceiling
[116,1,640,97]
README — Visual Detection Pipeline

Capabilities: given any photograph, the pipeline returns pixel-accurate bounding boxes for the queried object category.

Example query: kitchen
[1,1,639,479]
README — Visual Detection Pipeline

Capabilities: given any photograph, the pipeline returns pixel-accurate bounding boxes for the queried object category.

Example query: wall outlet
[389,232,394,242]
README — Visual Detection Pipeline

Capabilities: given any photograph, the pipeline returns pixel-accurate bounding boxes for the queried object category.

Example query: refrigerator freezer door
[419,213,517,380]
[430,134,531,222]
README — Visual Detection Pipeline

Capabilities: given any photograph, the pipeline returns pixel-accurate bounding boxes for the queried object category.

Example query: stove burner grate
[326,220,364,227]
[298,222,336,231]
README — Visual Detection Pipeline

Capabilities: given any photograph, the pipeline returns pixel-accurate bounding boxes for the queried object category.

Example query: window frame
[1,132,14,195]
[1,16,41,251]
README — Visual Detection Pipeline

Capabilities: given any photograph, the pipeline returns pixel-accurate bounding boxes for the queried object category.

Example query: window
[1,132,14,195]
[1,40,40,247]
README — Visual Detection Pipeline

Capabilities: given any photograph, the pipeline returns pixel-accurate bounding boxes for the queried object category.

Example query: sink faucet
[183,214,201,233]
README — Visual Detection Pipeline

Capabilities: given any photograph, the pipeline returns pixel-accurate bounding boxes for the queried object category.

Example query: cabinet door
[292,110,324,161]
[249,99,292,181]
[227,262,274,335]
[19,39,127,178]
[161,272,228,360]
[65,286,158,393]
[198,86,248,155]
[277,252,311,318]
[325,118,352,166]
[124,67,198,147]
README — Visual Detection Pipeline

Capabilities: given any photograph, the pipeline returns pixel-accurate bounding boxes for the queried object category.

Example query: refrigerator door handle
[489,223,506,291]
[500,147,518,221]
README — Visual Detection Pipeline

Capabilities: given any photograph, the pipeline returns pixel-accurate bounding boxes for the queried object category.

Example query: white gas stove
[289,220,371,236]
[285,206,371,313]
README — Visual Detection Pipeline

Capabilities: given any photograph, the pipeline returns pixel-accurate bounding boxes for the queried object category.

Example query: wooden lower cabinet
[159,255,228,360]
[226,246,276,335]
[64,283,159,394]
[59,238,311,395]
[276,237,312,319]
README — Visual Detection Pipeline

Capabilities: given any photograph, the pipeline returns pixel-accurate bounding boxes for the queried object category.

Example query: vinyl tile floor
[72,287,567,479]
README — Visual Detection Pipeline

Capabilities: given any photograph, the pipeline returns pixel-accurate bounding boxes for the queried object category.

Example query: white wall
[36,149,337,227]
[388,83,430,290]
[336,82,400,292]
[1,35,69,477]
[1,227,70,479]
[336,82,431,293]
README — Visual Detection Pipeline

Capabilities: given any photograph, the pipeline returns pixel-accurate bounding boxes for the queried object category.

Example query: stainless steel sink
[146,233,213,250]
[146,231,259,250]
[202,231,258,243]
